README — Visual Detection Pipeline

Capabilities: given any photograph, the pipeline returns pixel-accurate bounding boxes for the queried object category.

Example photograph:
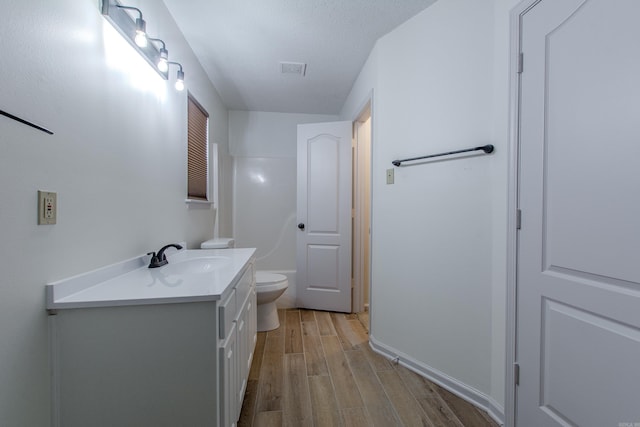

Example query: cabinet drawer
[219,289,236,339]
[234,264,254,314]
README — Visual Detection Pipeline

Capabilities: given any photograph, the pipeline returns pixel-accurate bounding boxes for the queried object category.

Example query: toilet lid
[255,271,287,286]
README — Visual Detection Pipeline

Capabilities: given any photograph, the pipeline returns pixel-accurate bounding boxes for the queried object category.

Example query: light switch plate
[386,168,394,184]
[38,190,57,225]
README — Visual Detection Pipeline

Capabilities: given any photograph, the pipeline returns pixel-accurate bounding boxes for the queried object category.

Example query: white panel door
[297,121,352,312]
[517,1,640,426]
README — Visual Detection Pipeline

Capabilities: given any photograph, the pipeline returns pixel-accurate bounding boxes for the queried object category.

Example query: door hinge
[518,52,524,74]
[514,363,520,386]
[516,209,522,230]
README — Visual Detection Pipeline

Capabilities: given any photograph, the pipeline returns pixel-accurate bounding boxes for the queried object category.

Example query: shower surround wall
[230,111,338,307]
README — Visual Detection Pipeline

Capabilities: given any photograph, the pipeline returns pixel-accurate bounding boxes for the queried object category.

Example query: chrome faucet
[147,243,183,268]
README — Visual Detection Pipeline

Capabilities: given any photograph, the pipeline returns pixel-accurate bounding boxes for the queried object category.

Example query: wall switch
[38,191,57,225]
[386,168,394,184]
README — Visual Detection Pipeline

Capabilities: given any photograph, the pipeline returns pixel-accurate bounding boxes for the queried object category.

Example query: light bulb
[175,69,185,91]
[157,48,168,72]
[135,31,147,48]
[134,18,147,47]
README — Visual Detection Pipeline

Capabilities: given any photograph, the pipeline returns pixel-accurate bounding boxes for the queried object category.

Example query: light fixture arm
[148,38,166,50]
[115,4,143,19]
[166,61,183,73]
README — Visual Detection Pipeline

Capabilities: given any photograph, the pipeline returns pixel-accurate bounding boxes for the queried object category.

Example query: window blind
[187,96,209,200]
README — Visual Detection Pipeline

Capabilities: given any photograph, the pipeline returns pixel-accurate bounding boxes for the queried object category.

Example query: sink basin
[160,256,230,275]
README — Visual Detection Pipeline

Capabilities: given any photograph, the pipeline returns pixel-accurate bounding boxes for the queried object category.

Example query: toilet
[200,238,288,332]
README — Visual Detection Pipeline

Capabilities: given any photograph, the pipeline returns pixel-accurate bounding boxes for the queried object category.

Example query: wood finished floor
[239,309,499,427]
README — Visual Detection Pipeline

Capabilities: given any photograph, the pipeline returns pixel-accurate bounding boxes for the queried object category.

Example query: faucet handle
[147,251,163,268]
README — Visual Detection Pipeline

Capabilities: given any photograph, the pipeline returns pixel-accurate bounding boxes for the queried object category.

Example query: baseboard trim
[369,335,505,426]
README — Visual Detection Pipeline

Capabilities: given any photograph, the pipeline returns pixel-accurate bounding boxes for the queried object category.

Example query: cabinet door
[219,323,237,427]
[236,301,248,412]
[233,292,257,421]
[248,288,257,366]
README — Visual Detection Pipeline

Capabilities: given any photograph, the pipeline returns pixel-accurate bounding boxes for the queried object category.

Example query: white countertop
[46,248,256,309]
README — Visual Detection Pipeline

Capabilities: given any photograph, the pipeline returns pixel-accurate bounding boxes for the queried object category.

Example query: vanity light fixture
[101,0,187,84]
[167,62,185,91]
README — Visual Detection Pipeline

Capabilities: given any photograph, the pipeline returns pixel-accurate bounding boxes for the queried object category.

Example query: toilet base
[257,301,280,332]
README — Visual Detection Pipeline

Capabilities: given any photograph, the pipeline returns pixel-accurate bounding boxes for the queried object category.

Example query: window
[187,96,209,201]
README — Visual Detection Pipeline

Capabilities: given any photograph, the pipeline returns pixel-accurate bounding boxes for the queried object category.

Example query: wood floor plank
[265,334,284,355]
[300,308,315,322]
[308,375,342,427]
[331,312,366,350]
[343,350,402,426]
[302,321,329,376]
[283,353,313,427]
[267,309,285,337]
[347,319,369,342]
[341,407,371,427]
[343,350,390,406]
[434,383,498,427]
[395,365,464,427]
[256,337,284,412]
[285,310,303,354]
[355,342,394,372]
[357,311,370,332]
[479,407,499,424]
[377,369,434,427]
[238,379,259,427]
[316,311,337,336]
[249,332,267,380]
[365,404,402,427]
[321,335,364,409]
[254,411,283,427]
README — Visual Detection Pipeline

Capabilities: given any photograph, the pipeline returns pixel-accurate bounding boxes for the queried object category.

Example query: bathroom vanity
[46,248,257,427]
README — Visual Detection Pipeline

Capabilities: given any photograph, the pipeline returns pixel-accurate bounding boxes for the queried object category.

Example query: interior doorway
[352,102,372,315]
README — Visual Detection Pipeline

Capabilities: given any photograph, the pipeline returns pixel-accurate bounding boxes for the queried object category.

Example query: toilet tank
[200,238,235,249]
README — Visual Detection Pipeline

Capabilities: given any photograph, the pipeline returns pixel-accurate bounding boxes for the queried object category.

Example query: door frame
[505,1,542,426]
[349,92,374,315]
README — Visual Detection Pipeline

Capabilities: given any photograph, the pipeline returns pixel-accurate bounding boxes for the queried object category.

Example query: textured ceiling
[162,0,437,114]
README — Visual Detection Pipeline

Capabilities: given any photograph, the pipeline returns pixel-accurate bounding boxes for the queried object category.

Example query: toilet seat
[255,271,288,291]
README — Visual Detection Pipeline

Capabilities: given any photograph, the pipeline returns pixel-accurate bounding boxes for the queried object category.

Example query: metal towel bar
[392,144,493,167]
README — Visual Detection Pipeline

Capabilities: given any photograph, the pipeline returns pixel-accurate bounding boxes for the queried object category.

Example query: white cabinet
[219,261,256,427]
[50,258,256,427]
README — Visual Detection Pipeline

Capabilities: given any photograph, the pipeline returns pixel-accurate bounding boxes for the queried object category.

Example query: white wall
[340,0,519,418]
[0,1,229,425]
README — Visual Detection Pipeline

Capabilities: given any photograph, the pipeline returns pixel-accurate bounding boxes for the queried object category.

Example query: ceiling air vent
[280,62,307,76]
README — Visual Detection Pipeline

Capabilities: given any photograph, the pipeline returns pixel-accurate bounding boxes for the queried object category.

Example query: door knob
[298,223,305,230]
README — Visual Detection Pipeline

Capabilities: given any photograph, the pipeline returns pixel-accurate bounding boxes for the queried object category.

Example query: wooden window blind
[187,96,209,200]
